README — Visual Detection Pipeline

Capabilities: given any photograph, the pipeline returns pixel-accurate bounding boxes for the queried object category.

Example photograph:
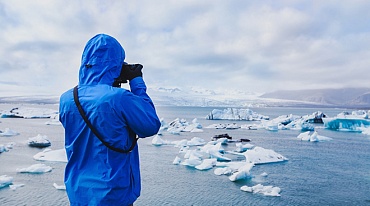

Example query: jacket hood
[79,34,125,86]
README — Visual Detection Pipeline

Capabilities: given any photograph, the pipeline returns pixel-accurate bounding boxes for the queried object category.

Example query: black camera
[113,63,143,87]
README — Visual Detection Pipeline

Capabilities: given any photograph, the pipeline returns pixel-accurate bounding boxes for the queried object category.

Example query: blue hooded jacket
[59,34,161,206]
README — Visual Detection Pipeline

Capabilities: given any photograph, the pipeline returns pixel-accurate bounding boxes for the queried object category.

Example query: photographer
[59,34,161,206]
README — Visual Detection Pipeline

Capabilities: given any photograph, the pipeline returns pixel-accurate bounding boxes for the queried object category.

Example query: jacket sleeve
[121,77,161,138]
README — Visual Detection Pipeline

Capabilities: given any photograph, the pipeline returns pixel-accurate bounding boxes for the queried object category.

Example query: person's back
[59,34,161,206]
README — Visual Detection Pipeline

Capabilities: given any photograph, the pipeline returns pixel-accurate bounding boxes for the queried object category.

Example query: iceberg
[228,162,254,181]
[16,163,52,173]
[240,184,281,197]
[0,107,58,119]
[297,131,333,142]
[323,110,370,132]
[206,108,269,121]
[27,134,51,148]
[0,175,13,188]
[0,128,19,136]
[33,148,67,162]
[159,118,203,134]
[0,142,15,153]
[242,146,288,164]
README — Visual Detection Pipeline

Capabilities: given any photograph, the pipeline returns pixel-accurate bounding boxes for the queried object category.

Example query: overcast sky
[1,0,370,97]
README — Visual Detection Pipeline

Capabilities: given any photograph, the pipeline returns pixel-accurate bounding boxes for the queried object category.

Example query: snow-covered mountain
[0,87,369,109]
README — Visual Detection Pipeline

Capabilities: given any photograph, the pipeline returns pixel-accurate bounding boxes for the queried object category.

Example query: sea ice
[33,148,67,162]
[16,163,52,173]
[0,175,13,188]
[323,110,370,132]
[240,184,281,196]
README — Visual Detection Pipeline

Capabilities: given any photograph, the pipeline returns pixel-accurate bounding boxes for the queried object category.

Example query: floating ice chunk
[33,148,67,162]
[214,167,234,176]
[173,156,181,165]
[243,146,288,164]
[229,162,254,181]
[151,134,170,146]
[16,163,52,173]
[53,183,66,190]
[27,134,51,148]
[0,145,6,153]
[260,172,268,177]
[240,184,281,197]
[297,131,333,142]
[0,142,15,153]
[323,117,370,131]
[206,108,269,121]
[0,175,13,188]
[205,123,226,129]
[0,107,58,119]
[0,128,19,136]
[9,184,25,191]
[195,158,217,170]
[226,123,239,129]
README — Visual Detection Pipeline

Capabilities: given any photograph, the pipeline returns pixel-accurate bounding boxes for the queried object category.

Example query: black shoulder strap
[73,86,138,153]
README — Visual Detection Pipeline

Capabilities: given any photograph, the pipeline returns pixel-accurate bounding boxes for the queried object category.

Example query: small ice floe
[242,146,288,164]
[16,163,52,173]
[240,184,281,197]
[0,175,13,188]
[9,184,25,191]
[226,123,240,130]
[151,134,170,146]
[205,123,227,129]
[0,128,19,136]
[297,131,333,142]
[53,183,66,190]
[27,134,51,148]
[260,172,268,177]
[33,148,67,163]
[0,142,15,153]
[229,162,254,181]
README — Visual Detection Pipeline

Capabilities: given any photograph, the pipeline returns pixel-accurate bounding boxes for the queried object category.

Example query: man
[59,34,161,205]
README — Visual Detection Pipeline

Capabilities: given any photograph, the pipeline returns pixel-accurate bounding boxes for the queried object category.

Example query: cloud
[0,0,370,97]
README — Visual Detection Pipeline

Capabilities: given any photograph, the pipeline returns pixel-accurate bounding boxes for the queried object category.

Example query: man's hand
[122,64,143,81]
